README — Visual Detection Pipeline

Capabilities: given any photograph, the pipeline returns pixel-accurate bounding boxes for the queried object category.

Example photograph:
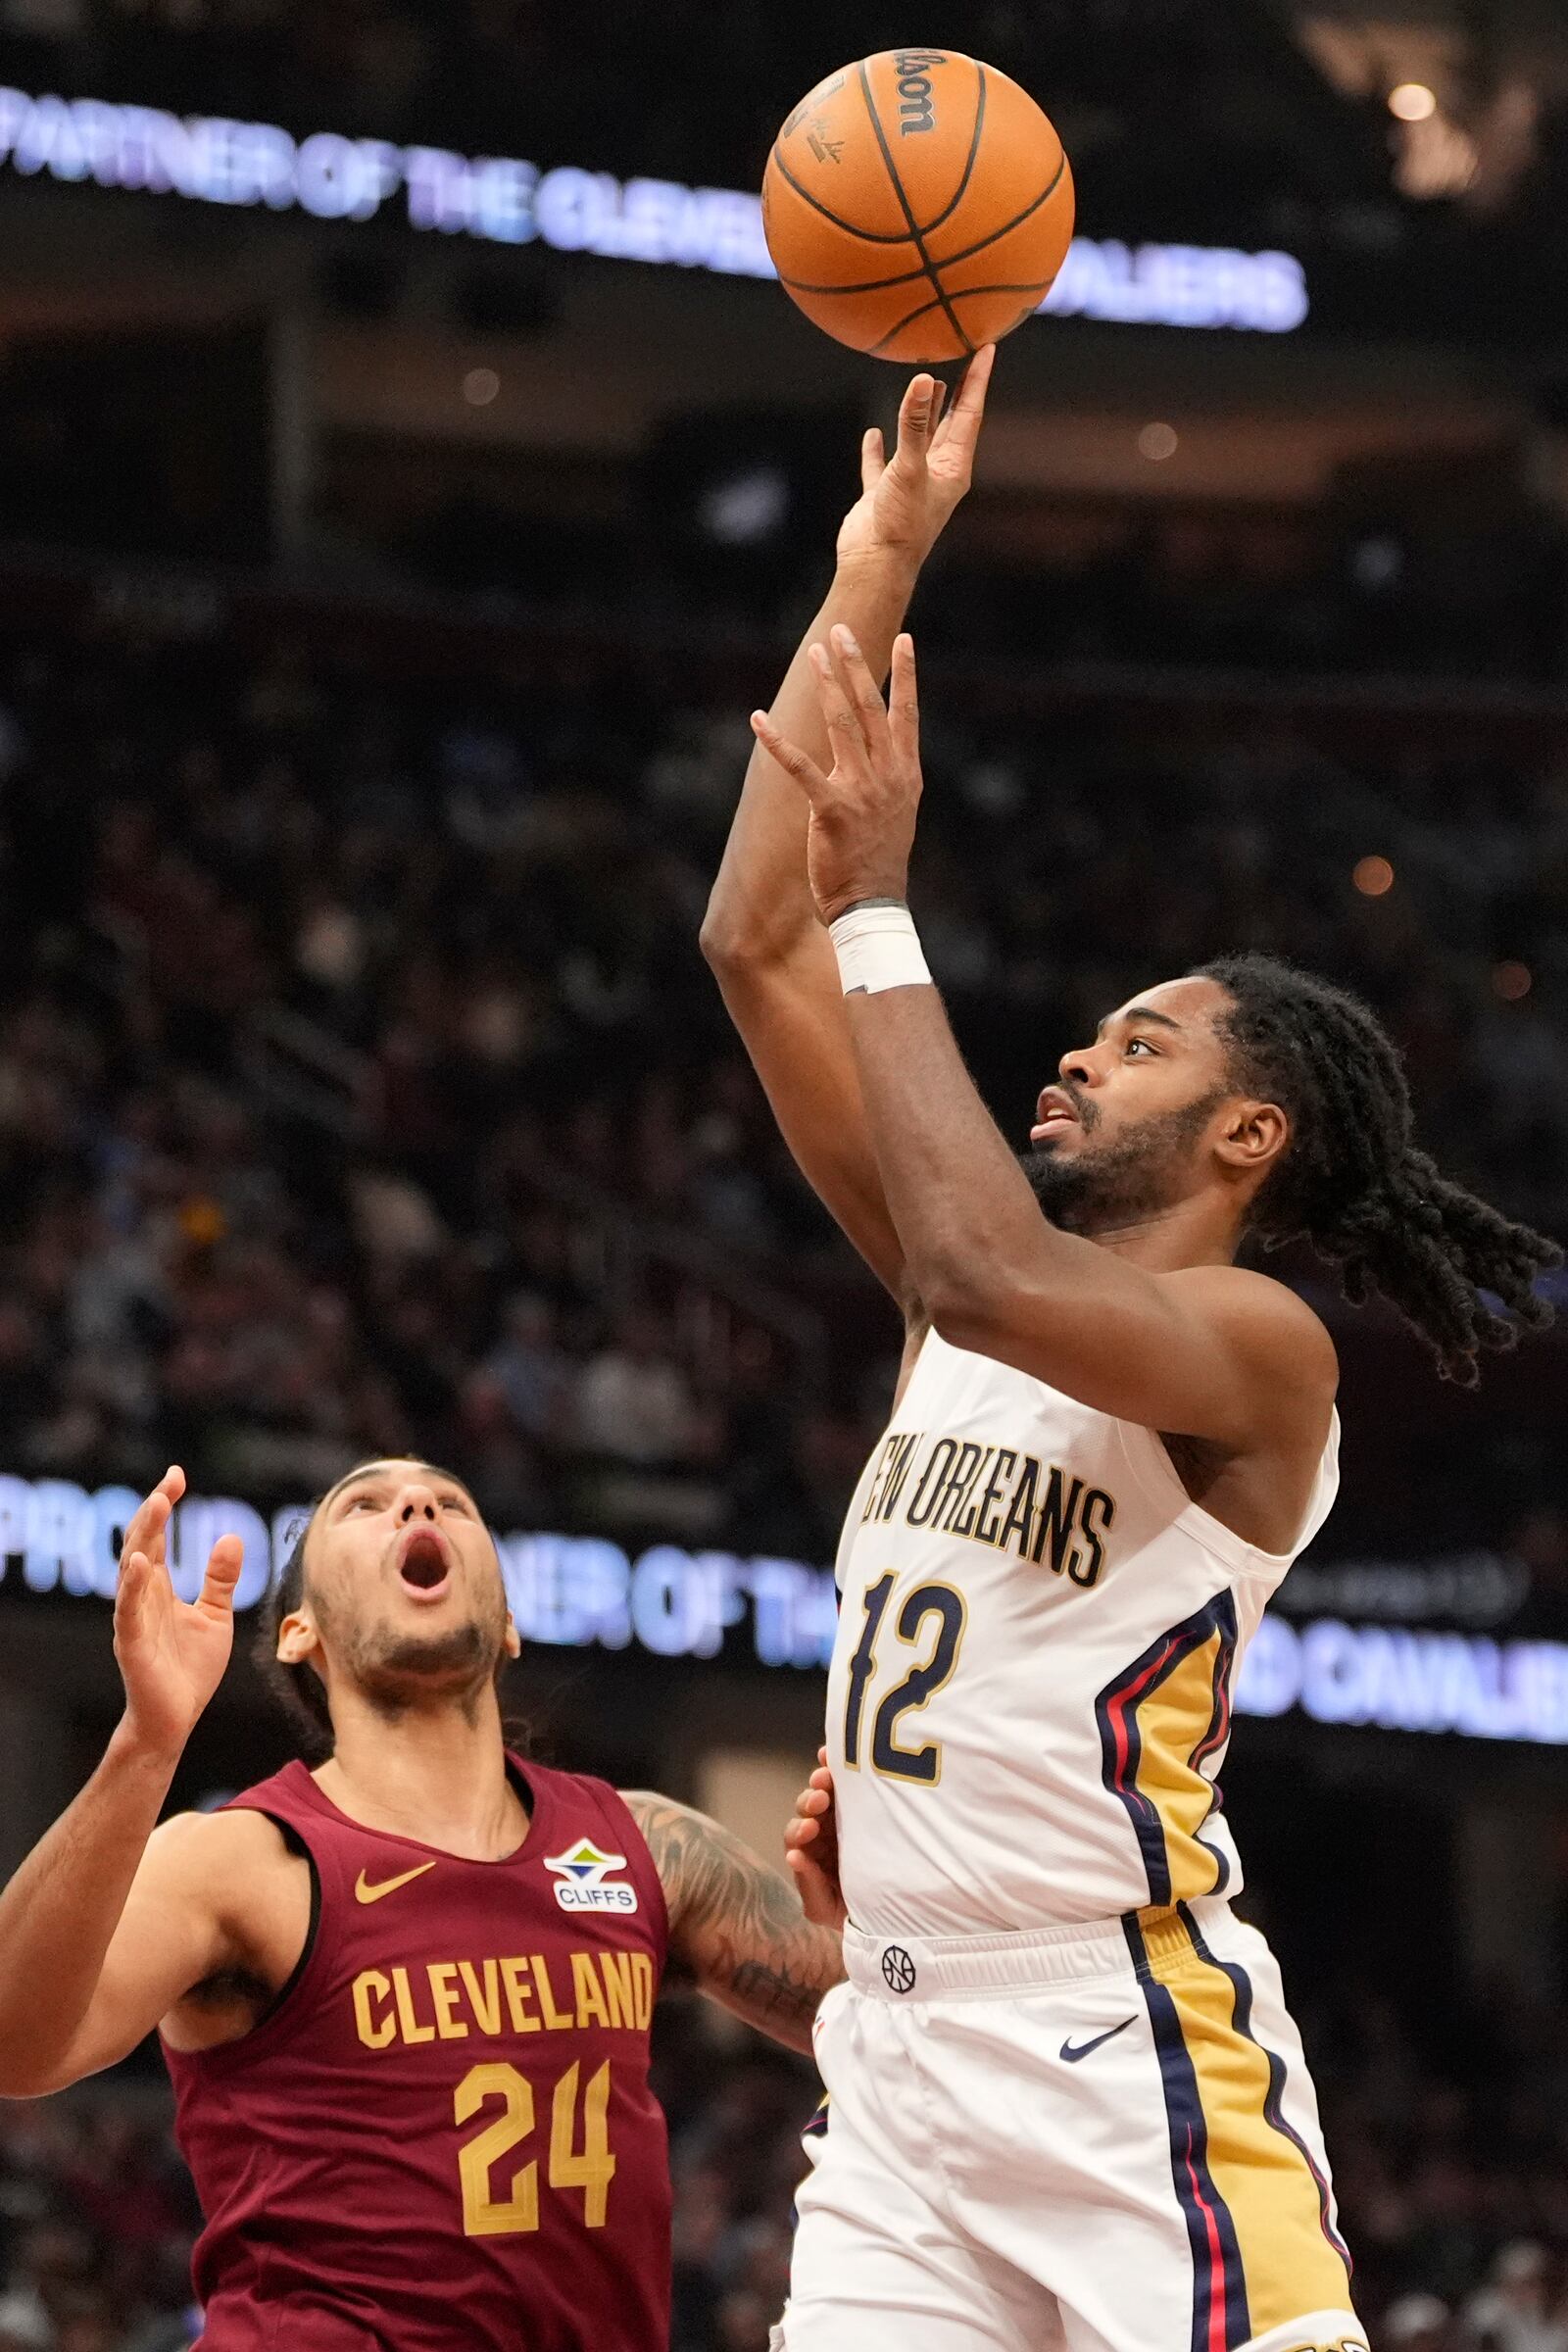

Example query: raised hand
[836,343,996,575]
[750,623,923,928]
[113,1467,244,1760]
[784,1748,846,1933]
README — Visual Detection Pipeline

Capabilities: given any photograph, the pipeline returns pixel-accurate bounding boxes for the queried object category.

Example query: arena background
[0,3,1566,2346]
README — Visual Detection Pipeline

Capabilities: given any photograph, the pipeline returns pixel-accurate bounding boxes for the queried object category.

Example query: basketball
[762,50,1075,364]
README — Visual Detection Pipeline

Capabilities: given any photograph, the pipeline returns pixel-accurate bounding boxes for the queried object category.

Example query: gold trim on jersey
[1131,1630,1234,1904]
[1096,1594,1237,1910]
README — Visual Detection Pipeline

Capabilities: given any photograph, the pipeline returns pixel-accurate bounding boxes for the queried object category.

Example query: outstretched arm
[0,1470,248,2094]
[751,636,1338,1449]
[702,351,994,1303]
[621,1791,844,2056]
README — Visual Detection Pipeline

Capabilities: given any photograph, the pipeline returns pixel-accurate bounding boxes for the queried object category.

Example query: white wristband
[829,900,933,997]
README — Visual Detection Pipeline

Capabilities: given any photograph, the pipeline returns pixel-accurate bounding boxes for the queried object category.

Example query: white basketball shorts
[775,1897,1363,2352]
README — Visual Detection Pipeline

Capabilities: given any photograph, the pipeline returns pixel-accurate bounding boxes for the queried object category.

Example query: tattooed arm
[621,1792,845,2056]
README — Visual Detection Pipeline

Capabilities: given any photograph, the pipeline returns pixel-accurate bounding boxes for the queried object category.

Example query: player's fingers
[750,710,832,800]
[795,1787,831,1818]
[830,625,892,759]
[146,1464,185,1564]
[115,1548,148,1622]
[934,341,995,461]
[952,341,996,425]
[785,1814,821,1850]
[859,424,886,494]
[119,1497,164,1576]
[817,1745,828,1765]
[122,1467,180,1566]
[808,1767,835,1797]
[808,645,873,778]
[888,372,939,478]
[197,1534,244,1616]
[788,1847,843,1929]
[888,633,921,763]
[115,1550,166,1644]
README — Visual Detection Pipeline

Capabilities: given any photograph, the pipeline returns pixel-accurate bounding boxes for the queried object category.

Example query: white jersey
[827,1329,1339,1936]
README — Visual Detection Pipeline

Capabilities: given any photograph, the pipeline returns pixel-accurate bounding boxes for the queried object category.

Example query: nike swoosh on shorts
[1058,2017,1137,2063]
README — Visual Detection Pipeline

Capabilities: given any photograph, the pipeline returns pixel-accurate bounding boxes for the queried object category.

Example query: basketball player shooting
[705,357,1560,2352]
[0,1458,844,2350]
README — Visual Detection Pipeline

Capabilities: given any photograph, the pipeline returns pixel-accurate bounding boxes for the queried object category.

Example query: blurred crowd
[4,1972,1568,2350]
[0,596,1564,1550]
[400,464,1568,693]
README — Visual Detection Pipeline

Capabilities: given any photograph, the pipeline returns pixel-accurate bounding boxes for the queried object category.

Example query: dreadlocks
[1197,953,1561,1386]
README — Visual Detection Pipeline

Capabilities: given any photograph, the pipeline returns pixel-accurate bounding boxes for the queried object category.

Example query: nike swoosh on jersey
[355,1861,438,1905]
[1059,2017,1137,2064]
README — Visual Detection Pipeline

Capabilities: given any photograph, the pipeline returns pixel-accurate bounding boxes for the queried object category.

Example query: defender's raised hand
[114,1466,244,1758]
[750,625,923,928]
[836,344,995,575]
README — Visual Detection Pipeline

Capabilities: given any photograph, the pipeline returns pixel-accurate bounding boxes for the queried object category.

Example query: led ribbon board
[0,88,1309,333]
[0,1473,1561,1741]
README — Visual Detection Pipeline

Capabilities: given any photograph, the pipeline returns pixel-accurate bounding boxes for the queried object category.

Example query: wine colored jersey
[164,1756,671,2352]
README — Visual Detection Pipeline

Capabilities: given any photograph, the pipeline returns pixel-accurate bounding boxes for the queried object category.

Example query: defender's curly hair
[1196,953,1561,1385]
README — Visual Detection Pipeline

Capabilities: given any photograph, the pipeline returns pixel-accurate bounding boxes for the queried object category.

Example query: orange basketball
[762,49,1075,364]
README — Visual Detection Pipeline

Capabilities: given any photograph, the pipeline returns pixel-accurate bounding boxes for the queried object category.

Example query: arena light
[0,1472,1562,1740]
[1352,854,1395,897]
[1389,82,1438,123]
[0,86,1309,335]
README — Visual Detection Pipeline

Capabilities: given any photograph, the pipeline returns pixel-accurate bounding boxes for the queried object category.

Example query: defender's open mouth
[399,1531,449,1592]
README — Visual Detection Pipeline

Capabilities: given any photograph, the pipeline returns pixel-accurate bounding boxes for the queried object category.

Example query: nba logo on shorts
[881,1946,917,1994]
[545,1838,640,1914]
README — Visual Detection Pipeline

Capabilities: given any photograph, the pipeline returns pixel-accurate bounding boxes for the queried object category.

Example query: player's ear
[276,1608,320,1666]
[503,1614,522,1662]
[1214,1098,1288,1177]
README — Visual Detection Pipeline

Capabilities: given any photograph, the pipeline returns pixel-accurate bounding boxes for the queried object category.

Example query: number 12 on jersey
[843,1576,967,1783]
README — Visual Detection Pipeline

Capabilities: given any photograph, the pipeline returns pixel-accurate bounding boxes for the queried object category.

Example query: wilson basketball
[762,50,1075,364]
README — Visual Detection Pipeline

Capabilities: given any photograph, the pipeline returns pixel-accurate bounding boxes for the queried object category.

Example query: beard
[318,1591,508,1724]
[1020,1087,1229,1236]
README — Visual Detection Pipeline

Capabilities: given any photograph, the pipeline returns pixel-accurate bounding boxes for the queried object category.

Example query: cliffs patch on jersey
[861,1429,1116,1587]
[545,1838,641,1914]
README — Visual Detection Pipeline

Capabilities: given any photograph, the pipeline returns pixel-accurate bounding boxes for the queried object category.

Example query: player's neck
[315,1689,526,1861]
[1088,1193,1242,1270]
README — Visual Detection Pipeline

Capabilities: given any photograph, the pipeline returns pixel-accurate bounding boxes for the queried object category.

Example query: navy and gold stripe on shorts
[1177,1902,1350,2275]
[1125,1906,1352,2352]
